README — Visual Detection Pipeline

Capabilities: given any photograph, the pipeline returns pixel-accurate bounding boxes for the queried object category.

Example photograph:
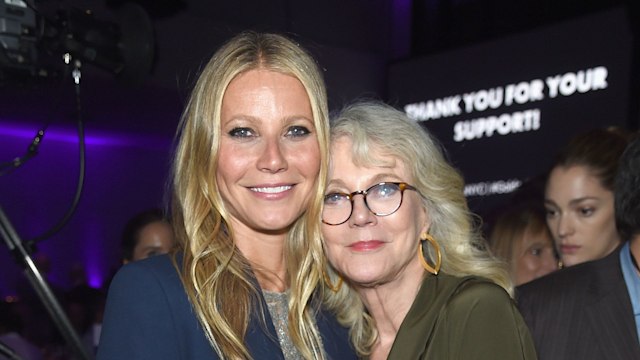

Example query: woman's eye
[545,207,558,218]
[228,127,255,138]
[579,207,595,216]
[530,248,542,256]
[373,183,399,197]
[324,193,347,206]
[286,126,312,138]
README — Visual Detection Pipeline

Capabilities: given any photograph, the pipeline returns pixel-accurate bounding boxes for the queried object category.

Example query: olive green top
[387,273,537,360]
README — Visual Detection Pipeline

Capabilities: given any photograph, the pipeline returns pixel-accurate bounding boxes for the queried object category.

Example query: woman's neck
[232,221,288,292]
[358,265,425,358]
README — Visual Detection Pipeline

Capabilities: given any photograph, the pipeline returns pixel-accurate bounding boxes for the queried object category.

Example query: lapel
[245,279,286,359]
[584,248,640,359]
[173,253,285,359]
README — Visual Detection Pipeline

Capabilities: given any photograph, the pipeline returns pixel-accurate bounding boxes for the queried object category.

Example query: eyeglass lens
[322,182,414,225]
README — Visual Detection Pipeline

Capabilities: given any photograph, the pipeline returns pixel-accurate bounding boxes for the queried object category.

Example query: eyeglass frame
[321,182,418,226]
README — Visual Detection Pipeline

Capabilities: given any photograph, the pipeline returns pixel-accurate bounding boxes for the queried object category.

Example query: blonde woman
[489,201,558,285]
[320,101,536,359]
[98,32,355,360]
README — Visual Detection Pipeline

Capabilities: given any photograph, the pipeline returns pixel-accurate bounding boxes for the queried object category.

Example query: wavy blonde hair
[321,100,512,356]
[171,31,329,359]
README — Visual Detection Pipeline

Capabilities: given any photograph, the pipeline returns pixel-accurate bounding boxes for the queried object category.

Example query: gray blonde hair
[322,100,511,356]
[172,31,329,359]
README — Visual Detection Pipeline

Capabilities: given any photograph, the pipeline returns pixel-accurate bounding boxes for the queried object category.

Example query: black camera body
[0,1,154,86]
[0,1,38,81]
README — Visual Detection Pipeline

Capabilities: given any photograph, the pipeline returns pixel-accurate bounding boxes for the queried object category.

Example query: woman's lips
[560,244,580,255]
[348,240,385,252]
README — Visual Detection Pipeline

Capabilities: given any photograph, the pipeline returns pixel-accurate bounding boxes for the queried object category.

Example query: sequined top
[262,290,304,360]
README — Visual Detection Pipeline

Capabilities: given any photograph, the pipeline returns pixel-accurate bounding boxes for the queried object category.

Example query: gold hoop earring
[419,233,442,275]
[322,268,343,293]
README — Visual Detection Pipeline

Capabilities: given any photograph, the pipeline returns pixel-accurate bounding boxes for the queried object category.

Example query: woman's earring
[419,233,442,275]
[323,268,343,293]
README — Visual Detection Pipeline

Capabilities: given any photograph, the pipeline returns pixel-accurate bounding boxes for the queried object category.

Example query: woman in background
[544,127,630,267]
[320,101,536,359]
[489,201,558,285]
[121,208,175,263]
[98,31,355,359]
[517,133,640,359]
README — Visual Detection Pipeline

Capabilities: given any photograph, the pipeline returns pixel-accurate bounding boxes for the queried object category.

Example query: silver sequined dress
[262,290,304,360]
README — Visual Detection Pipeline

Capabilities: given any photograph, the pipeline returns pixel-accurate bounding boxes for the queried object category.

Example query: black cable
[0,58,85,247]
[0,341,21,360]
[26,64,86,246]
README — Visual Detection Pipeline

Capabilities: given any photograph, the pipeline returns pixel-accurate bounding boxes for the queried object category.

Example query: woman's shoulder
[107,253,183,298]
[436,276,537,360]
[441,274,512,310]
[436,273,507,296]
[439,276,530,336]
[392,275,535,359]
[99,253,216,359]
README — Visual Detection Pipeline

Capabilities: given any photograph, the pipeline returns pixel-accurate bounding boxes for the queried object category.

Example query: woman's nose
[557,215,575,239]
[349,195,377,227]
[258,138,287,173]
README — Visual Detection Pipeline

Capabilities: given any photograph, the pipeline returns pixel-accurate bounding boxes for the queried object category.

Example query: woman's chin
[343,270,388,289]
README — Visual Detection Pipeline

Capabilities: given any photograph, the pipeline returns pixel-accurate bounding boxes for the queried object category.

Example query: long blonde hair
[171,31,329,359]
[322,101,512,356]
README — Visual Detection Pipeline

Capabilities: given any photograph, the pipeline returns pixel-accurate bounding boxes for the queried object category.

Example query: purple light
[0,119,172,150]
[1,116,174,294]
[83,218,108,289]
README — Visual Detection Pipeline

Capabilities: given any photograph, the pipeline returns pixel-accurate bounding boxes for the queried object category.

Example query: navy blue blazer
[96,254,356,360]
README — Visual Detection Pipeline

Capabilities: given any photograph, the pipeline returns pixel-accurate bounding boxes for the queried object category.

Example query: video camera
[0,0,154,85]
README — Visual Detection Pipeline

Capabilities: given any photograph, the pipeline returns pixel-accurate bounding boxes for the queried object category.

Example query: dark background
[389,7,635,218]
[1,0,638,297]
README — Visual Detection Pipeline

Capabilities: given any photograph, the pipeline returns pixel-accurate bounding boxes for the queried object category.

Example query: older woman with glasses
[319,101,537,359]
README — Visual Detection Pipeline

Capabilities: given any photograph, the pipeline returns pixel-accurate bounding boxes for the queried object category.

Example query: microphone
[26,129,45,155]
[7,128,45,170]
